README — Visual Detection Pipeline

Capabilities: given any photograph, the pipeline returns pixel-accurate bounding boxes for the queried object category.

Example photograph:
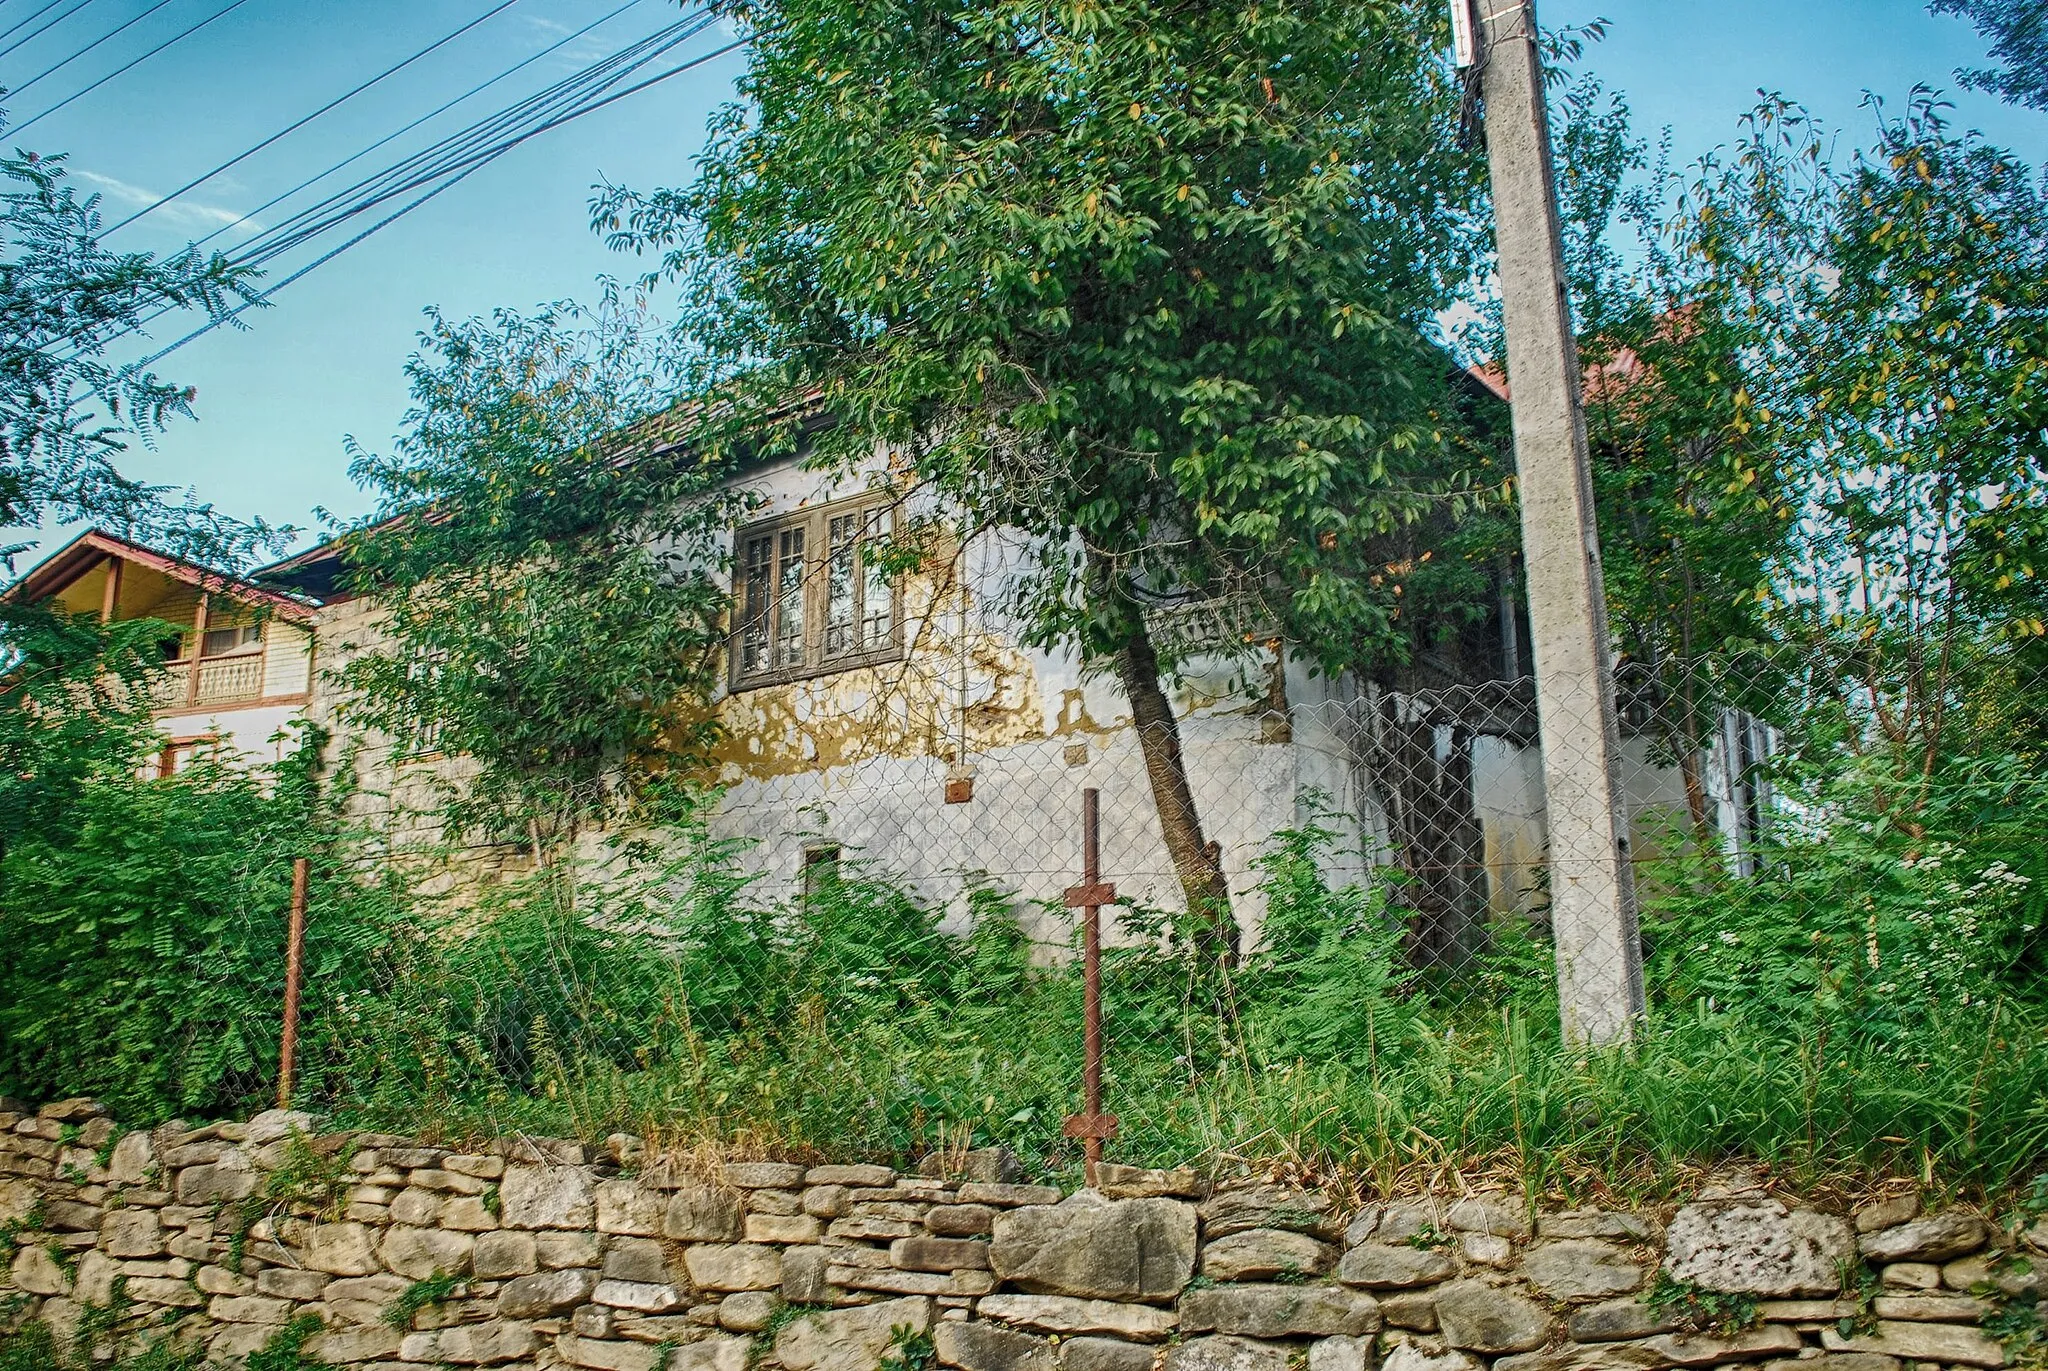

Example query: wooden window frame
[729,494,904,691]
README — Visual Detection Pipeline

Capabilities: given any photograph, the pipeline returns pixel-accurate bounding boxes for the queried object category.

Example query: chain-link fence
[4,649,2045,1190]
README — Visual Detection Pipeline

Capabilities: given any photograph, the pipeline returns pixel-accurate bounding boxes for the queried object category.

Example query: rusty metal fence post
[1062,789,1119,1185]
[277,857,309,1109]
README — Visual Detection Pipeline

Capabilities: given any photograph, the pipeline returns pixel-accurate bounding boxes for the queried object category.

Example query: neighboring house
[259,437,1772,957]
[5,529,317,774]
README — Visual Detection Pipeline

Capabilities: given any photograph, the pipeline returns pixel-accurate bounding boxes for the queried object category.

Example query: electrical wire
[176,0,647,254]
[0,0,73,48]
[87,18,750,366]
[8,0,251,137]
[136,31,752,365]
[104,0,525,235]
[227,11,717,268]
[0,0,91,62]
[4,0,174,102]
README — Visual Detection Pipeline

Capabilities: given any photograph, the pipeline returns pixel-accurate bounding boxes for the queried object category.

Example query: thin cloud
[74,169,262,233]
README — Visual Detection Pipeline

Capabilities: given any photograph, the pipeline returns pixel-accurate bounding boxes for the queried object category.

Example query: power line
[4,0,174,101]
[0,0,91,62]
[8,0,252,138]
[228,11,718,269]
[180,0,648,255]
[0,0,72,48]
[49,10,719,360]
[131,28,752,367]
[105,0,525,235]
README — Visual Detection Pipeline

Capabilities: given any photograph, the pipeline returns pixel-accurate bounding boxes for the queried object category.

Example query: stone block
[1536,1212,1660,1244]
[256,1267,331,1300]
[209,1294,297,1324]
[775,1244,831,1301]
[1869,1293,1991,1322]
[928,1204,996,1237]
[176,1151,258,1204]
[1881,1262,1941,1289]
[749,1213,826,1244]
[389,1186,442,1226]
[604,1236,671,1284]
[1201,1228,1335,1282]
[537,1230,602,1268]
[9,1244,70,1296]
[208,1326,277,1361]
[1094,1165,1204,1200]
[1180,1283,1382,1338]
[106,1132,156,1185]
[323,1273,410,1325]
[501,1162,595,1230]
[498,1266,598,1317]
[1857,1211,1989,1264]
[559,1332,663,1371]
[959,1184,1064,1208]
[776,1296,935,1371]
[124,1277,205,1307]
[934,1320,1059,1371]
[1819,1320,2008,1366]
[1568,1299,1681,1343]
[100,1208,164,1257]
[1523,1240,1643,1299]
[1199,1185,1342,1241]
[1382,1290,1438,1331]
[828,1265,997,1297]
[400,1320,537,1365]
[1333,1243,1455,1289]
[379,1224,474,1279]
[1663,1202,1853,1297]
[596,1179,665,1235]
[305,1324,405,1364]
[594,1278,688,1312]
[472,1230,537,1279]
[806,1185,855,1219]
[724,1162,808,1189]
[1647,1326,1804,1366]
[301,1221,381,1276]
[808,1165,898,1187]
[197,1264,255,1296]
[1460,1234,1513,1266]
[1060,1338,1157,1371]
[893,1236,994,1272]
[977,1295,1178,1341]
[445,1154,505,1180]
[991,1194,1196,1301]
[407,1168,487,1195]
[666,1186,744,1242]
[1853,1196,1921,1234]
[1161,1335,1290,1371]
[1310,1336,1372,1371]
[1446,1198,1531,1239]
[686,1242,783,1292]
[441,1196,499,1232]
[1491,1342,1670,1371]
[720,1289,781,1332]
[1432,1279,1553,1354]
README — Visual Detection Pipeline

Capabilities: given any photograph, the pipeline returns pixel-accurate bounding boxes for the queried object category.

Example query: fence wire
[9,650,2047,1188]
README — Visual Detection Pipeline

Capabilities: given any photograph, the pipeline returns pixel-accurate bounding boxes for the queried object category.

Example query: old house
[256,433,1770,957]
[5,529,317,774]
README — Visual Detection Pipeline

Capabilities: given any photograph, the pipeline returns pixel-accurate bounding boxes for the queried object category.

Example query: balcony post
[185,593,209,709]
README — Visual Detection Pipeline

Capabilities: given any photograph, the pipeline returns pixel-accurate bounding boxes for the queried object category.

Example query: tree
[0,127,273,570]
[596,0,1485,954]
[1930,0,2048,111]
[335,292,745,863]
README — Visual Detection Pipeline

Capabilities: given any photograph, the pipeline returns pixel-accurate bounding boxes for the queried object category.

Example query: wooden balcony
[154,652,268,711]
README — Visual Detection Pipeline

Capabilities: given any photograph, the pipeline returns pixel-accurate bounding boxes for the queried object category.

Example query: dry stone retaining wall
[3,1101,2044,1371]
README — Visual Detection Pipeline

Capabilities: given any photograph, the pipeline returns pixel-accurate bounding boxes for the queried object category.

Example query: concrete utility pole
[1469,0,1645,1044]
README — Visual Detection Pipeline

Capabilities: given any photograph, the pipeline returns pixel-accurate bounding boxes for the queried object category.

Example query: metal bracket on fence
[1063,788,1120,1185]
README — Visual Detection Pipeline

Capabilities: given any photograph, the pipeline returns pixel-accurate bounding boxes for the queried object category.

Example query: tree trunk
[1116,621,1237,966]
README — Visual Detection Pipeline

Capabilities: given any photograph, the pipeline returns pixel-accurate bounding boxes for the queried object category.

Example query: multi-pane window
[733,499,899,688]
[202,623,262,657]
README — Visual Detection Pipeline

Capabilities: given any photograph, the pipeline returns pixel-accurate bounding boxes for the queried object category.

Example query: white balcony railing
[153,653,267,710]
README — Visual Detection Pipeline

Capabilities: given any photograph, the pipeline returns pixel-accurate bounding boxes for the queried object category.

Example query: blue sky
[6,0,2044,569]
